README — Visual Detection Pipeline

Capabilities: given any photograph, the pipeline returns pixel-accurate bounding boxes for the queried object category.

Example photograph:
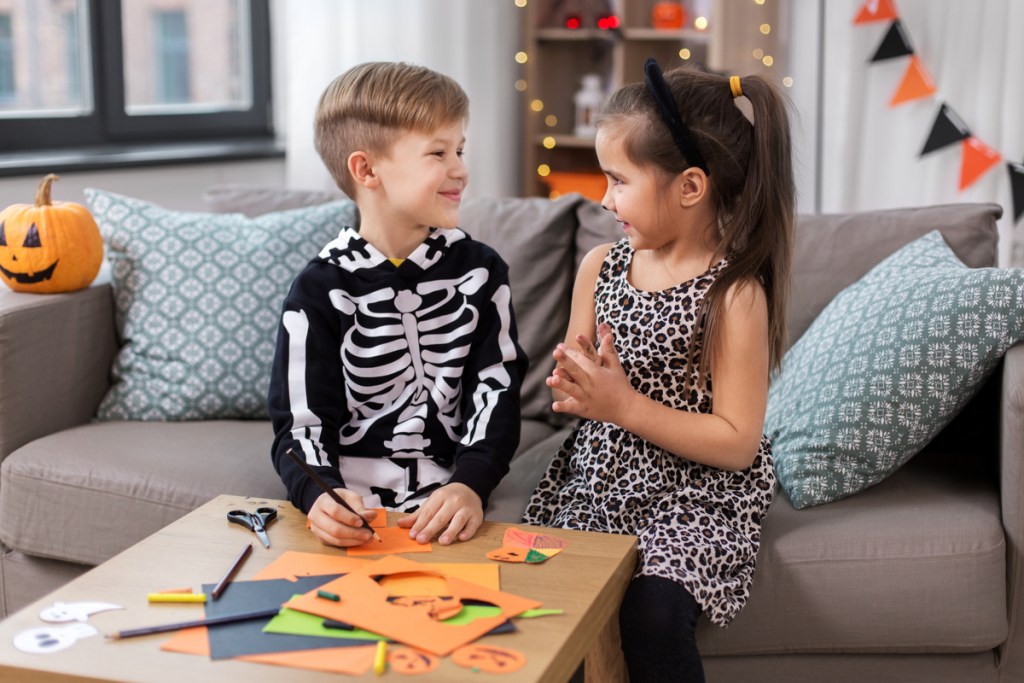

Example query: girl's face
[595,125,671,251]
[373,120,468,231]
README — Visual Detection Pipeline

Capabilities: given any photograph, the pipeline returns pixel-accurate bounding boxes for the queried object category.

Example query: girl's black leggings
[618,575,705,683]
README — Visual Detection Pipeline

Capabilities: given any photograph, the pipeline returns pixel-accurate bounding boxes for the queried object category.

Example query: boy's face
[373,120,468,231]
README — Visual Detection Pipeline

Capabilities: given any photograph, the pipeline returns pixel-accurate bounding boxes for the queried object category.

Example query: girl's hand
[548,324,633,423]
[397,483,483,545]
[308,489,378,548]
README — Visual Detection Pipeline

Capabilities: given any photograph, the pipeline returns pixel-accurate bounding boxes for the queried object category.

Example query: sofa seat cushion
[0,421,285,566]
[696,449,1006,655]
[0,419,556,567]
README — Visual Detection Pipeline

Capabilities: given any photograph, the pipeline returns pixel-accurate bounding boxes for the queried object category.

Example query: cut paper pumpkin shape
[486,528,569,564]
[388,646,440,674]
[451,644,527,674]
[391,595,463,622]
[283,555,541,656]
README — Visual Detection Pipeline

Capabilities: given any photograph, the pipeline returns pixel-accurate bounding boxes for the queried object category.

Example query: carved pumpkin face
[451,644,527,674]
[0,174,103,294]
[387,646,439,674]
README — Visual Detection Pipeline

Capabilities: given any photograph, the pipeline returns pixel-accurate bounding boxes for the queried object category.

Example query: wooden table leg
[585,609,628,682]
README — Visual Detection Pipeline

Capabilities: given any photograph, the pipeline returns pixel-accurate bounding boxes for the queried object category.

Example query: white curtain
[280,0,522,199]
[814,0,1024,266]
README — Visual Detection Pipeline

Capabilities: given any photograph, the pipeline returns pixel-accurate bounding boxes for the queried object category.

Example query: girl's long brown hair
[597,66,794,383]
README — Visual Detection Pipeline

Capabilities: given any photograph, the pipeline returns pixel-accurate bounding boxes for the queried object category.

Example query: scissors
[226,507,277,548]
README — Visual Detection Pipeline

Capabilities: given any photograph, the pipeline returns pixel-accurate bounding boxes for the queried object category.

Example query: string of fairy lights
[513,0,791,194]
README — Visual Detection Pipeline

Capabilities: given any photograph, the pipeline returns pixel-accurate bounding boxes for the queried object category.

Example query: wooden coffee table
[0,495,636,682]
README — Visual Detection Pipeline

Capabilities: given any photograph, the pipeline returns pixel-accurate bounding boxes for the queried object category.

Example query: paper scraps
[486,528,570,564]
[451,644,527,674]
[348,526,432,556]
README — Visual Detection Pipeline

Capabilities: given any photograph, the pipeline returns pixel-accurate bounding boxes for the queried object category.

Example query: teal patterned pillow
[86,189,356,421]
[765,230,1024,509]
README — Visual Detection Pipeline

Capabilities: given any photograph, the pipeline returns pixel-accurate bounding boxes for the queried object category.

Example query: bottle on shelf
[573,73,604,138]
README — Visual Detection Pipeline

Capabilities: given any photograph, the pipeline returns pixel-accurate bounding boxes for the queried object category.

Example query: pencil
[106,606,281,640]
[210,542,252,600]
[373,639,388,675]
[285,447,383,542]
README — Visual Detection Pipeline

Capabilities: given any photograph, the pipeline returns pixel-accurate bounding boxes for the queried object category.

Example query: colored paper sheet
[959,137,1002,190]
[284,556,541,656]
[242,644,378,675]
[853,0,897,24]
[254,551,499,591]
[889,55,936,106]
[347,526,433,556]
[264,603,511,640]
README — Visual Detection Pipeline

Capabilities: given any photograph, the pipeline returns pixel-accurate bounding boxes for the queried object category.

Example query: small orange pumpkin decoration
[0,174,103,293]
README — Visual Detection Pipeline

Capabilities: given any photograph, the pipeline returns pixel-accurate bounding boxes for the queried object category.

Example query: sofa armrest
[0,285,117,460]
[1000,341,1024,679]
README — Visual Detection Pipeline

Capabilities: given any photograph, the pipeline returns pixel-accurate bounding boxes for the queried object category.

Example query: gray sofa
[0,189,1020,682]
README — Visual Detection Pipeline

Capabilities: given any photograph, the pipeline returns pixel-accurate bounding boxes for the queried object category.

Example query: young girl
[523,60,793,682]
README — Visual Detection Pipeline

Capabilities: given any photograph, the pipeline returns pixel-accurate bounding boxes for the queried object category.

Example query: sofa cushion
[0,419,555,566]
[457,194,584,422]
[0,421,285,565]
[765,230,1024,508]
[85,189,357,421]
[696,450,1006,655]
[203,184,347,218]
[788,203,1000,348]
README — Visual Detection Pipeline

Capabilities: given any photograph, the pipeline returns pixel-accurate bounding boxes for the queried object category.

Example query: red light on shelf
[565,15,581,29]
[597,15,620,30]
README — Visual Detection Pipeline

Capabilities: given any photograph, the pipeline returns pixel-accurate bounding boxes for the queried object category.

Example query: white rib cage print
[328,268,489,457]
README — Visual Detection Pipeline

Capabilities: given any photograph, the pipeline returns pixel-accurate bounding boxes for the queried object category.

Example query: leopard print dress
[523,238,775,628]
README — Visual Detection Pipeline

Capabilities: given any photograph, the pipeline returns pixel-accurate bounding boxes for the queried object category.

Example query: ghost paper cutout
[13,623,98,654]
[486,528,569,564]
[39,601,124,623]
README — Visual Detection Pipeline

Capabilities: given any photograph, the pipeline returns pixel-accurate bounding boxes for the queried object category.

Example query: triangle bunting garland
[855,2,1020,209]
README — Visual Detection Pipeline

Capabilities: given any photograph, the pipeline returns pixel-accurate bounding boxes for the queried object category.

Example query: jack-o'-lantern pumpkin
[651,1,686,29]
[0,174,103,293]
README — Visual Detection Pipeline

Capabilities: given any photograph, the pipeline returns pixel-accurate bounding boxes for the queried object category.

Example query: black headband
[642,58,709,175]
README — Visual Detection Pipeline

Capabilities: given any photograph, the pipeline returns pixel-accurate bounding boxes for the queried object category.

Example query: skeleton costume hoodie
[269,225,528,514]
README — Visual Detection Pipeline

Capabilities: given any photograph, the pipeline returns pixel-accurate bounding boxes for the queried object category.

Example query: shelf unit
[521,0,720,199]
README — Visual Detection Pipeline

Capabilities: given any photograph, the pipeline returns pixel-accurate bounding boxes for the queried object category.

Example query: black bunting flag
[920,104,970,156]
[870,20,914,62]
[1009,162,1024,224]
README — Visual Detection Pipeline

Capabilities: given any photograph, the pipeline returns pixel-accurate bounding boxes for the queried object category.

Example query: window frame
[0,0,273,153]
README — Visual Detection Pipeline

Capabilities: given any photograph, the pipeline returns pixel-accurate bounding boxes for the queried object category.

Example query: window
[0,0,272,154]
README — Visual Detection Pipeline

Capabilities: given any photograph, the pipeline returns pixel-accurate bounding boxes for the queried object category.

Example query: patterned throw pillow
[86,189,357,421]
[765,230,1024,509]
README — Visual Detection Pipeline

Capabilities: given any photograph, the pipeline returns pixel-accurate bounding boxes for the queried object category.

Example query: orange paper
[347,527,433,556]
[242,644,377,675]
[451,644,527,674]
[284,556,541,656]
[388,646,440,674]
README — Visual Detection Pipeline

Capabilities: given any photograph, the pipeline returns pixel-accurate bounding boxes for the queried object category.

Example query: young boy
[269,62,527,548]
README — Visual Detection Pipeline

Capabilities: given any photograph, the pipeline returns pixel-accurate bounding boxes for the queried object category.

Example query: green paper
[264,600,505,640]
[519,608,564,618]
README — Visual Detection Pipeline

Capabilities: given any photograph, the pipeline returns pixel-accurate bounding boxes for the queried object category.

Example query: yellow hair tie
[729,75,743,98]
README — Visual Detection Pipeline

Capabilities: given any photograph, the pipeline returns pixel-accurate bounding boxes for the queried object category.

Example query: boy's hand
[397,483,483,546]
[307,489,378,548]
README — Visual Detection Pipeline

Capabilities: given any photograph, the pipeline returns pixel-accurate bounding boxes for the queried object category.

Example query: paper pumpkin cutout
[388,646,441,674]
[451,644,527,673]
[390,595,463,621]
[486,528,570,564]
[283,555,541,656]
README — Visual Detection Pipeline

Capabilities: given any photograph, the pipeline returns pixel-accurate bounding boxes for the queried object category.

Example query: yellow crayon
[147,592,207,604]
[373,639,387,675]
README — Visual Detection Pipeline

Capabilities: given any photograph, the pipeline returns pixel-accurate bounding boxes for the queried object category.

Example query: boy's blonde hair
[314,62,470,197]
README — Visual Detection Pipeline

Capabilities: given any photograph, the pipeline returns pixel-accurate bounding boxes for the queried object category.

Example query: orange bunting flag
[959,137,1002,191]
[854,0,898,24]
[889,56,936,106]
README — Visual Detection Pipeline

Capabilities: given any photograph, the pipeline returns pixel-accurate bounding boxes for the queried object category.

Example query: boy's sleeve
[268,267,348,513]
[447,262,529,508]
